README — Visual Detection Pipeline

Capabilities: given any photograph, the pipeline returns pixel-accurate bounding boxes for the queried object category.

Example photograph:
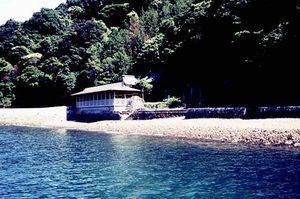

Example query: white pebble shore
[1,106,300,148]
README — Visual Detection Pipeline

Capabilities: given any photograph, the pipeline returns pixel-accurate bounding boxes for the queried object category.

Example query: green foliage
[0,58,14,79]
[136,78,153,94]
[39,57,76,93]
[56,68,76,93]
[73,19,109,46]
[163,96,182,108]
[100,50,131,83]
[0,81,15,107]
[140,8,159,38]
[68,6,84,19]
[98,3,130,26]
[82,27,132,86]
[0,0,299,107]
[144,102,167,110]
[17,65,52,88]
[0,58,15,107]
[138,33,165,63]
[38,36,62,56]
[261,22,289,47]
[8,46,32,64]
[26,8,72,35]
[39,57,63,74]
[160,18,177,36]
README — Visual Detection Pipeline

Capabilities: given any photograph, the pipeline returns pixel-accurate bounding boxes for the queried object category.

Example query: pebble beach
[1,106,300,148]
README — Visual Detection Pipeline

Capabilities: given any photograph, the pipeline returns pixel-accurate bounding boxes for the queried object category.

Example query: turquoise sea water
[0,126,299,198]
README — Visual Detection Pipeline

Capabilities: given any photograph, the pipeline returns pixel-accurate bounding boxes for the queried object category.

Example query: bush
[144,102,167,110]
[163,96,182,108]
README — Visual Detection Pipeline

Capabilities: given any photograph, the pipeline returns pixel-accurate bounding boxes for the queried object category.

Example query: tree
[72,19,109,47]
[25,8,72,35]
[98,3,130,27]
[7,46,32,65]
[0,0,299,107]
[38,36,62,57]
[0,58,15,107]
[135,77,153,99]
[39,57,76,94]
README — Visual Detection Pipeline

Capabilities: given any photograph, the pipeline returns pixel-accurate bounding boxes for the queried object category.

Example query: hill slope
[0,0,299,107]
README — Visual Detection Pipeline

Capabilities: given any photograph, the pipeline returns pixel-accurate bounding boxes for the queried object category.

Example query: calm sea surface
[0,126,299,198]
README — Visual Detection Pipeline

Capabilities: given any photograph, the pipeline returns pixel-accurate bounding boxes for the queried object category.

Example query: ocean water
[0,126,299,198]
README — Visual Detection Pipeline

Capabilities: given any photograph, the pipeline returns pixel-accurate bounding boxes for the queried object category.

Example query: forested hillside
[0,0,299,107]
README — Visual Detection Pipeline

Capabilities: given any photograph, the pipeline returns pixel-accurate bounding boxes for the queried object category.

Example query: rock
[284,140,294,145]
[293,143,300,147]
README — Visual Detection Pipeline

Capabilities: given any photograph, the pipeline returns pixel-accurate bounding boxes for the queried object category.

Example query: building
[71,76,144,114]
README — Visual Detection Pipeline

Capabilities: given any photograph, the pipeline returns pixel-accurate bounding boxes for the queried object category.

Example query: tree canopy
[0,0,299,107]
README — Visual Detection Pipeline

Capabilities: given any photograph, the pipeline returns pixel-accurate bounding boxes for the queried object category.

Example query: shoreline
[1,106,300,148]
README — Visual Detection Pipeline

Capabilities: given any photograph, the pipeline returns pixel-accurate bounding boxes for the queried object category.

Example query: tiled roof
[72,82,141,96]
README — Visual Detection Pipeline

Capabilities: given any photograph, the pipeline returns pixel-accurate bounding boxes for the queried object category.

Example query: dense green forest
[0,0,299,107]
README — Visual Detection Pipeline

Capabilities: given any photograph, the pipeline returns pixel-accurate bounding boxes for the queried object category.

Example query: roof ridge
[71,82,141,96]
[83,82,123,91]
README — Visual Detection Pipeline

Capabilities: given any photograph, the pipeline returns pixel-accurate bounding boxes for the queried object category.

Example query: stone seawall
[186,108,246,119]
[128,109,187,120]
[67,106,121,122]
[67,106,300,122]
[245,106,300,119]
[186,106,300,119]
[130,106,300,120]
